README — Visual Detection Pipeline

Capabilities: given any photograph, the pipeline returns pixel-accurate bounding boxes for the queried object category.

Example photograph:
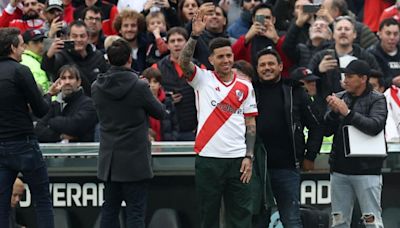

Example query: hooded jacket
[92,66,165,182]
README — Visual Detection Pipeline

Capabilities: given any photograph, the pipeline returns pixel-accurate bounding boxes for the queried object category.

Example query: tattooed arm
[179,38,197,80]
[179,3,214,79]
[245,116,256,157]
[240,116,256,183]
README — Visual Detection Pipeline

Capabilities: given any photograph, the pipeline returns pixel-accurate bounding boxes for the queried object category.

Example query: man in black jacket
[152,27,199,140]
[368,18,400,88]
[325,59,387,227]
[0,27,55,228]
[254,48,323,228]
[92,38,165,228]
[42,20,108,96]
[35,64,98,142]
[308,16,380,99]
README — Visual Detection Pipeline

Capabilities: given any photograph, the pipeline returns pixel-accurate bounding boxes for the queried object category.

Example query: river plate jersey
[188,66,258,158]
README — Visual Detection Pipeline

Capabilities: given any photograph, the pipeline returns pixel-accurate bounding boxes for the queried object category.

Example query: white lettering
[67,183,82,207]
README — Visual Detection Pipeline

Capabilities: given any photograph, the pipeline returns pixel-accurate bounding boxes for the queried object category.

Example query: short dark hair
[232,60,255,80]
[251,3,274,18]
[369,69,385,87]
[331,0,348,15]
[209,37,231,54]
[256,47,282,64]
[167,27,188,42]
[0,28,21,57]
[68,20,88,36]
[58,64,81,80]
[82,6,102,20]
[379,18,400,31]
[142,67,162,83]
[106,39,131,66]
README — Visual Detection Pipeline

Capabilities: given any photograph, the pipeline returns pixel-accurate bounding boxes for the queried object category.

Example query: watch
[244,155,254,161]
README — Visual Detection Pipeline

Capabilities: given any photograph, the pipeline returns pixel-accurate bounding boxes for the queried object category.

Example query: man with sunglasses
[0,0,44,32]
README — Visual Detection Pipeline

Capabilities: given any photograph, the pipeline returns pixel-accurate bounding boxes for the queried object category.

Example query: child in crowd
[142,67,179,141]
[145,11,169,66]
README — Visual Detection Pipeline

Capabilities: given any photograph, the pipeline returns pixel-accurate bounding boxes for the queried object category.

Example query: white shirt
[188,66,258,158]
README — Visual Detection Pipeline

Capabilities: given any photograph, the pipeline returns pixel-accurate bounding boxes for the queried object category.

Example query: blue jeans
[100,180,149,228]
[0,137,54,228]
[268,168,303,228]
[331,172,384,228]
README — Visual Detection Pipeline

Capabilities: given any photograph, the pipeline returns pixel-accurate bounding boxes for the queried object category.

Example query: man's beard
[22,11,39,20]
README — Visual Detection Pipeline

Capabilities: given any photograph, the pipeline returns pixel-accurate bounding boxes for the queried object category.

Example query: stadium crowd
[0,0,399,227]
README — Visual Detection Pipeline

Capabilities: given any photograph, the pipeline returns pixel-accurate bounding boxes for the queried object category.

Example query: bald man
[9,178,25,228]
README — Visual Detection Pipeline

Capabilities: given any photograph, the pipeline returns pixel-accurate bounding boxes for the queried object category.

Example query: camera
[63,40,75,51]
[254,15,265,25]
[302,4,321,14]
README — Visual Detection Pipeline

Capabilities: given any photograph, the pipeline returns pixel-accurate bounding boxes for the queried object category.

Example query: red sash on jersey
[390,85,400,108]
[194,80,249,153]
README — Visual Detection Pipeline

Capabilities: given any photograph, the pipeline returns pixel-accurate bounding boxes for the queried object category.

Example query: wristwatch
[244,154,254,161]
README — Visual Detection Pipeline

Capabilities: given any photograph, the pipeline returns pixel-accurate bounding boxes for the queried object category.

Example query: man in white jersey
[179,7,258,228]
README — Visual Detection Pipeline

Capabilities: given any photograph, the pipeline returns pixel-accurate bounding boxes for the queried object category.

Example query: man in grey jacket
[91,38,165,228]
[325,59,387,228]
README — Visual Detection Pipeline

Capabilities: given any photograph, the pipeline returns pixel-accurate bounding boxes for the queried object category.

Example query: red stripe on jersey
[244,112,258,117]
[194,80,249,153]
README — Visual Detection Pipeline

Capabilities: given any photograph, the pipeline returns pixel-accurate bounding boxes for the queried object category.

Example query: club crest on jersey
[235,90,244,102]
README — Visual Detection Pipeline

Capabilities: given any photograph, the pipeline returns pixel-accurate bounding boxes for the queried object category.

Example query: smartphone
[326,49,336,59]
[255,15,265,25]
[63,40,75,51]
[303,4,321,14]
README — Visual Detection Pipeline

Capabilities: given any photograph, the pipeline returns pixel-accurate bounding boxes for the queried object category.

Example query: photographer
[41,20,108,96]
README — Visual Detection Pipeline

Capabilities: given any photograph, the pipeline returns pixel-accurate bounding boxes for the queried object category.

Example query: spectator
[82,6,106,51]
[232,59,255,82]
[185,3,232,69]
[73,0,118,35]
[254,49,323,228]
[308,16,380,99]
[42,0,68,39]
[113,9,147,73]
[385,74,400,142]
[179,10,258,226]
[227,0,261,39]
[142,67,179,141]
[42,20,108,96]
[368,18,400,88]
[35,65,98,142]
[232,3,292,77]
[0,27,54,228]
[62,0,74,24]
[21,29,51,93]
[369,69,386,94]
[145,11,169,66]
[177,0,199,26]
[0,0,45,32]
[320,0,378,49]
[9,178,25,228]
[284,0,312,45]
[325,60,387,228]
[283,15,332,68]
[358,1,392,33]
[141,0,180,28]
[92,39,165,228]
[152,27,201,141]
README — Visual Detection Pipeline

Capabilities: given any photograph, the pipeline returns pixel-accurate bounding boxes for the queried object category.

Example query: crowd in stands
[0,0,400,143]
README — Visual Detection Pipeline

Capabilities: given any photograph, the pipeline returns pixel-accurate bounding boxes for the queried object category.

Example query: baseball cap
[23,29,46,43]
[46,0,63,12]
[291,67,319,81]
[341,59,371,76]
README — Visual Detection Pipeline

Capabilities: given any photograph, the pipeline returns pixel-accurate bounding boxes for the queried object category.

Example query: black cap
[341,59,371,76]
[23,29,46,43]
[46,0,63,12]
[291,67,319,81]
